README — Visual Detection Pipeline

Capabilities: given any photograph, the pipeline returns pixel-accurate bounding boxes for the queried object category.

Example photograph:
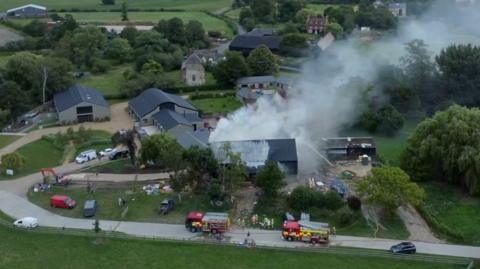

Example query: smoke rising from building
[210,1,480,174]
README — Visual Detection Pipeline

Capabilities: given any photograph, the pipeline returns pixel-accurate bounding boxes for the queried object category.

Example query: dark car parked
[159,198,175,215]
[390,242,416,254]
[109,149,129,160]
[84,200,98,217]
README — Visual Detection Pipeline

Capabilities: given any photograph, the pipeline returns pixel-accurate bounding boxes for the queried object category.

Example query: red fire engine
[185,211,230,234]
[282,220,330,243]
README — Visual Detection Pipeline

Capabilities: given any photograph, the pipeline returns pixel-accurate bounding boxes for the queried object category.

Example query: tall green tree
[277,0,305,22]
[23,20,48,37]
[185,20,208,48]
[0,152,26,174]
[436,44,480,107]
[357,166,425,216]
[213,51,249,86]
[247,45,278,76]
[166,17,186,44]
[279,33,308,57]
[250,0,275,22]
[120,26,139,45]
[256,161,286,198]
[217,143,247,194]
[0,81,29,119]
[121,1,129,21]
[400,105,480,195]
[182,146,218,191]
[140,133,184,178]
[105,37,132,63]
[58,26,107,68]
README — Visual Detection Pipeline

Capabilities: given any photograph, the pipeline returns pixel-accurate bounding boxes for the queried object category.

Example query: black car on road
[159,198,175,215]
[390,242,416,254]
[84,200,98,217]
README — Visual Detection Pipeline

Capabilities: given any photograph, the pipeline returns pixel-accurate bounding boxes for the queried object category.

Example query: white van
[13,217,39,229]
[75,149,97,164]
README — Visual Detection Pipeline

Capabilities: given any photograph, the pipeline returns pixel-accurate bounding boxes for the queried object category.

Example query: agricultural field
[57,12,233,37]
[0,135,21,150]
[420,183,480,245]
[0,221,466,269]
[28,186,231,224]
[0,0,232,12]
[304,4,334,14]
[190,96,242,116]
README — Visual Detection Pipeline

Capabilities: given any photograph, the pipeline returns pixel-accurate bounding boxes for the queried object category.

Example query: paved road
[0,187,480,258]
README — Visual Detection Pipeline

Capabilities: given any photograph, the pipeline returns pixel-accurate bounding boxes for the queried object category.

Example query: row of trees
[213,45,278,86]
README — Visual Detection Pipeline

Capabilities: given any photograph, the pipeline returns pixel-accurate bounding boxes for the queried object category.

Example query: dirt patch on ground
[233,184,258,226]
[397,205,444,243]
[0,26,22,47]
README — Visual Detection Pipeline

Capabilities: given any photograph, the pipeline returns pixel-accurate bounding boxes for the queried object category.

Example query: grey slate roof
[177,129,211,149]
[184,113,203,123]
[237,76,275,85]
[54,85,108,112]
[129,88,198,118]
[152,109,191,130]
[181,53,203,69]
[230,35,281,51]
[248,28,275,36]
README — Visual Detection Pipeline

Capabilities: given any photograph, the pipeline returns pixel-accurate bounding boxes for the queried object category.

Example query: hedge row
[164,84,226,94]
[50,8,186,13]
[189,92,235,100]
[204,11,238,35]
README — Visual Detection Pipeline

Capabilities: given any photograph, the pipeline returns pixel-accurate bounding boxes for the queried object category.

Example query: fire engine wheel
[211,229,218,234]
[287,236,293,241]
[190,227,197,233]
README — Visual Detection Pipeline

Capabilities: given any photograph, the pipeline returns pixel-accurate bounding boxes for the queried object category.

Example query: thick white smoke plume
[210,1,480,174]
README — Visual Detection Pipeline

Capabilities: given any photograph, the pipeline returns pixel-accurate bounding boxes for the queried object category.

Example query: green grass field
[0,222,465,269]
[304,4,334,14]
[28,186,230,224]
[75,66,129,97]
[57,12,233,36]
[0,52,13,67]
[0,134,21,149]
[0,138,64,180]
[420,183,480,245]
[0,0,232,12]
[191,96,242,116]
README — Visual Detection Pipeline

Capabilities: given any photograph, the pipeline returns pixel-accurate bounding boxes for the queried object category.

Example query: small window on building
[192,74,196,81]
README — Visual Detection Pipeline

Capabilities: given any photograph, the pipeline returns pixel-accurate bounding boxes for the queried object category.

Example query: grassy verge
[0,222,464,269]
[420,183,480,245]
[0,134,21,149]
[0,138,64,180]
[83,159,133,174]
[27,186,231,224]
[191,96,242,116]
[0,0,232,12]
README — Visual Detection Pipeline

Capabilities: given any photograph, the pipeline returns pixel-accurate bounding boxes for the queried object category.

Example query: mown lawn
[0,138,64,180]
[0,0,232,12]
[420,183,480,245]
[0,134,21,149]
[0,222,464,269]
[0,52,14,67]
[27,186,231,224]
[304,4,335,13]
[75,66,129,97]
[58,12,233,36]
[191,96,242,116]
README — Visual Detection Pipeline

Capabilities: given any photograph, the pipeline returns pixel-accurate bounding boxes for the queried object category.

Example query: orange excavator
[40,168,71,186]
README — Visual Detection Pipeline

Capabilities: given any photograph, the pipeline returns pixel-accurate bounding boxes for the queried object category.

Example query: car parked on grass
[13,217,38,229]
[159,198,175,215]
[75,149,97,164]
[50,195,76,209]
[390,242,416,254]
[83,200,97,217]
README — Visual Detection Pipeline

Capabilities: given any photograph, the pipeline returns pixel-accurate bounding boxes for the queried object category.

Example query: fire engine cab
[185,211,230,234]
[282,220,330,243]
